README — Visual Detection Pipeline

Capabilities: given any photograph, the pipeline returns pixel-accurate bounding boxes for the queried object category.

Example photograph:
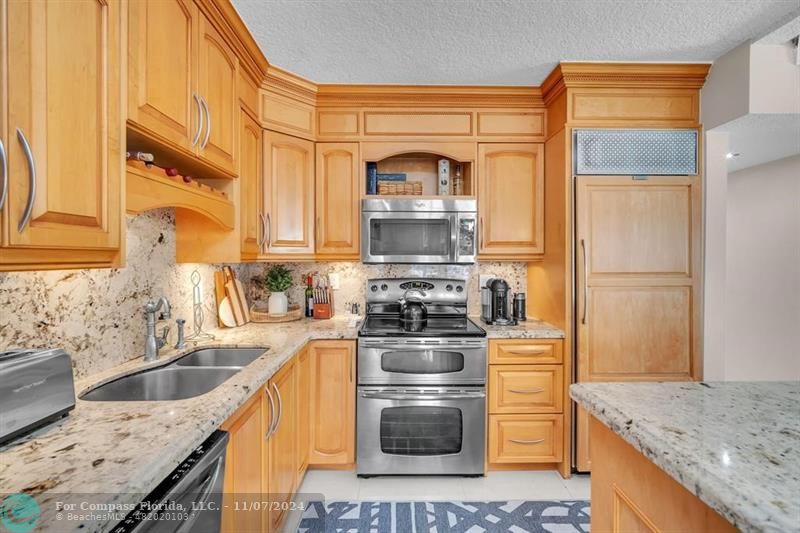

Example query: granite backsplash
[0,209,526,379]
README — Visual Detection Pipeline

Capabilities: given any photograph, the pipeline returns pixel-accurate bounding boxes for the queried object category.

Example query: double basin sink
[80,347,268,402]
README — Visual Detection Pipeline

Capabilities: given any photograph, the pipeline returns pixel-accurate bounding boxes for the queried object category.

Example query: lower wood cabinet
[296,345,311,479]
[487,339,566,470]
[267,357,298,532]
[220,340,355,531]
[489,414,564,464]
[220,392,265,532]
[309,340,356,466]
[591,417,735,533]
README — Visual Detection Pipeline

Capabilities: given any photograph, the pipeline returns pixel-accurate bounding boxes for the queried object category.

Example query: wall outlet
[479,274,494,289]
[328,272,341,290]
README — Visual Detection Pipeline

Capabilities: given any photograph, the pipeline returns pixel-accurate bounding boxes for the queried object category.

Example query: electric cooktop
[358,316,486,337]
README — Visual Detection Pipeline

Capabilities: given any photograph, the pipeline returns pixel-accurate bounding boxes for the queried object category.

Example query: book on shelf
[366,162,378,195]
[375,173,407,182]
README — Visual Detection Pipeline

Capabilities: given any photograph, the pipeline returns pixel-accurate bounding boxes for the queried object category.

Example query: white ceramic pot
[268,291,288,314]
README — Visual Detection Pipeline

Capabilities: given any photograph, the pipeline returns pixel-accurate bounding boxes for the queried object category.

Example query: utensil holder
[313,289,334,320]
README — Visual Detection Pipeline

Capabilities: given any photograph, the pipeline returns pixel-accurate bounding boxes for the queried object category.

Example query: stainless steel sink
[174,347,268,368]
[80,367,240,402]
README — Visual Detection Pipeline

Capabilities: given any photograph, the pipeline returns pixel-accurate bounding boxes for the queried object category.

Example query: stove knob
[381,284,389,291]
[446,284,453,291]
[370,284,378,292]
[456,285,463,293]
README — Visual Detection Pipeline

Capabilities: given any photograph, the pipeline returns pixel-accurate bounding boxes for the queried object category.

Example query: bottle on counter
[305,275,314,318]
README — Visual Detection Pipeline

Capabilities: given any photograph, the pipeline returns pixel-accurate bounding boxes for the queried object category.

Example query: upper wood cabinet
[127,0,238,176]
[263,130,315,258]
[196,12,238,172]
[239,109,262,259]
[1,0,123,271]
[128,0,197,152]
[478,143,544,260]
[315,143,360,259]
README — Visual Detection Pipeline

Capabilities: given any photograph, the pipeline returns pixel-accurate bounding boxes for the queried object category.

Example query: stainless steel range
[357,278,487,476]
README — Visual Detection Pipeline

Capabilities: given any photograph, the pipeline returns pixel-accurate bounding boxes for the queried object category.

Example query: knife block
[313,289,334,320]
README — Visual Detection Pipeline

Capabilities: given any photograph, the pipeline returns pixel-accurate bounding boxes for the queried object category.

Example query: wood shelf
[126,162,235,229]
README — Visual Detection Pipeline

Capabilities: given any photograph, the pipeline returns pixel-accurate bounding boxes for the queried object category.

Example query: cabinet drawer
[489,339,562,364]
[489,414,564,463]
[489,365,563,414]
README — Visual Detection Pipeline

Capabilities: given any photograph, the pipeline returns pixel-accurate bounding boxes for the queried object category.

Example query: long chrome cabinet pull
[16,129,36,233]
[265,213,271,248]
[264,386,276,439]
[580,238,588,325]
[191,93,204,147]
[200,96,211,150]
[258,212,267,253]
[272,383,282,432]
[509,438,545,445]
[506,349,548,356]
[0,139,7,211]
[509,388,544,394]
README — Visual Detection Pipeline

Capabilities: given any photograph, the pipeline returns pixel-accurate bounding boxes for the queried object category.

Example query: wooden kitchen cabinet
[575,175,701,471]
[267,357,298,532]
[128,0,197,152]
[296,346,311,479]
[315,143,360,259]
[487,339,567,469]
[477,143,544,260]
[239,109,263,258]
[309,340,356,466]
[220,393,265,533]
[1,0,123,271]
[196,10,238,172]
[127,0,238,177]
[263,130,315,258]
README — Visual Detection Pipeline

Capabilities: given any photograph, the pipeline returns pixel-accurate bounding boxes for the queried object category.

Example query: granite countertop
[570,381,800,533]
[0,315,563,532]
[474,316,565,339]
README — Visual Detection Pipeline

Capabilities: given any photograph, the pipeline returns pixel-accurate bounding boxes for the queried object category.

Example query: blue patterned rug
[297,500,590,532]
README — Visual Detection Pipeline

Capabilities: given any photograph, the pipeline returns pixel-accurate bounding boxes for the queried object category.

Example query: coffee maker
[481,278,517,326]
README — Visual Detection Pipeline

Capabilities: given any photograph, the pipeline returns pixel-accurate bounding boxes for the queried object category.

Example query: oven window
[369,219,450,256]
[380,406,463,456]
[381,350,465,374]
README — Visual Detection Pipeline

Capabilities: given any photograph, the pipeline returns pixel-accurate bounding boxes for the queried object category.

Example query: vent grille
[574,129,698,175]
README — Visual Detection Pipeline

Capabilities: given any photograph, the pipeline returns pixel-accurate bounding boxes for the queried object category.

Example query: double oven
[356,278,487,476]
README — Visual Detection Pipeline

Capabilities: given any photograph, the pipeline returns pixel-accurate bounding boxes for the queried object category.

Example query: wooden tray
[250,303,303,323]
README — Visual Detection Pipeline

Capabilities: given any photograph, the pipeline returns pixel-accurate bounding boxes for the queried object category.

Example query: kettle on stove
[481,278,517,326]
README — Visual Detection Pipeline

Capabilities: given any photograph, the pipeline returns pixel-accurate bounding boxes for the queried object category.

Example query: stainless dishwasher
[111,430,228,533]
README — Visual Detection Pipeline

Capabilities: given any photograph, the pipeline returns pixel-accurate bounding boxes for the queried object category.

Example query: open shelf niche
[365,152,474,197]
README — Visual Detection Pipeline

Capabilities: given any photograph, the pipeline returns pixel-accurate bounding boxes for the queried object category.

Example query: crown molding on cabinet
[541,62,711,105]
[316,85,545,109]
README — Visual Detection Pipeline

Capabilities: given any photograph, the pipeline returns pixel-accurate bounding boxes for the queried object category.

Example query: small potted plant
[263,264,293,315]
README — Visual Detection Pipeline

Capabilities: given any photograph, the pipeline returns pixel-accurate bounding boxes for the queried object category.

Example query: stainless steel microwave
[361,198,477,264]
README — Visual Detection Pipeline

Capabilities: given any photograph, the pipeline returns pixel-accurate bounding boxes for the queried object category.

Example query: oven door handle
[360,345,482,352]
[359,391,486,401]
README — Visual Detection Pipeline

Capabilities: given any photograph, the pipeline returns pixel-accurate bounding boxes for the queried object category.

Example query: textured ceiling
[232,0,799,85]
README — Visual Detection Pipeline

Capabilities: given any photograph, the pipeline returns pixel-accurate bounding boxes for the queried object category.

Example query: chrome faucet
[144,296,172,362]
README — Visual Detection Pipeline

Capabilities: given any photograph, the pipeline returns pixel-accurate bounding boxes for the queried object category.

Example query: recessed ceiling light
[725,152,740,159]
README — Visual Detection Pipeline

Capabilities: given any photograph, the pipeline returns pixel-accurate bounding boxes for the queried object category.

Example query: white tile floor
[282,470,590,532]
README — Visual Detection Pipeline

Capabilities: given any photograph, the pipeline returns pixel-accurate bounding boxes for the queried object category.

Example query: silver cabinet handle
[264,385,276,439]
[509,388,544,394]
[191,92,204,147]
[506,349,548,356]
[0,139,7,211]
[581,238,588,325]
[258,212,267,252]
[509,438,545,445]
[16,129,36,233]
[265,213,271,248]
[272,383,282,433]
[199,96,211,150]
